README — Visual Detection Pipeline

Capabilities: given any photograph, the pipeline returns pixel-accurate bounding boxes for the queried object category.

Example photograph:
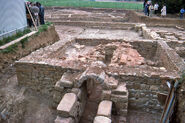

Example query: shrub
[152,0,185,13]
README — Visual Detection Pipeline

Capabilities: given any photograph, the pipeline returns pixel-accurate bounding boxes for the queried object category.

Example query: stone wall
[176,77,185,122]
[112,74,169,113]
[16,62,65,96]
[155,40,185,72]
[0,25,59,71]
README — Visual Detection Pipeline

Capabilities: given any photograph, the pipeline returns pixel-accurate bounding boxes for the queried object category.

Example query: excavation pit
[15,24,182,122]
[10,8,185,123]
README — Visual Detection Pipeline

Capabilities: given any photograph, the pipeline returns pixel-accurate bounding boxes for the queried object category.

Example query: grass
[0,22,52,54]
[0,29,31,47]
[29,0,143,10]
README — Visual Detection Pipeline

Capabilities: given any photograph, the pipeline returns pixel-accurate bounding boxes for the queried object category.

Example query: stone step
[97,100,112,118]
[57,93,78,117]
[94,116,111,123]
[112,83,128,95]
[55,116,74,123]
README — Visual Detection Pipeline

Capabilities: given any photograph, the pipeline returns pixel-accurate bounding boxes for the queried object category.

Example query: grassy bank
[0,29,31,47]
[29,0,143,10]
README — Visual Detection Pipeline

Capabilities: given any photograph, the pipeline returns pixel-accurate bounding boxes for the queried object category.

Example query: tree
[152,0,185,13]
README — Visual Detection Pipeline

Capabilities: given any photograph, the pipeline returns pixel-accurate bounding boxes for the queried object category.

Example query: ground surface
[0,24,162,123]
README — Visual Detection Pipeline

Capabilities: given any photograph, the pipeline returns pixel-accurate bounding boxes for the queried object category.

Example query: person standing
[154,3,159,14]
[180,8,184,19]
[36,2,45,25]
[161,5,167,17]
[149,4,154,17]
[30,3,40,26]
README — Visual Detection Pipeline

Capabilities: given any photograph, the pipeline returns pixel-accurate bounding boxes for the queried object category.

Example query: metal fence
[0,0,27,39]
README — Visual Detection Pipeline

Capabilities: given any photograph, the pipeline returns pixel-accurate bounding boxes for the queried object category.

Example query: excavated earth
[0,8,185,123]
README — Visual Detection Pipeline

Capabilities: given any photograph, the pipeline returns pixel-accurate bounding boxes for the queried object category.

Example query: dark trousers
[180,13,183,19]
[40,15,45,25]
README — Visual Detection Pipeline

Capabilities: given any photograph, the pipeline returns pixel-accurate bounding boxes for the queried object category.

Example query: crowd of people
[143,0,184,19]
[143,1,166,17]
[25,2,45,27]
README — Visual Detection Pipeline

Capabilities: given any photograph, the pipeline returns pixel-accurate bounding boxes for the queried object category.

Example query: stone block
[60,72,74,88]
[119,109,128,116]
[112,83,127,95]
[111,94,128,102]
[53,91,63,103]
[55,116,74,123]
[55,81,64,92]
[71,88,82,100]
[150,85,158,91]
[103,76,118,90]
[57,93,78,117]
[115,102,128,109]
[118,116,127,123]
[97,100,112,118]
[101,90,111,100]
[94,116,111,123]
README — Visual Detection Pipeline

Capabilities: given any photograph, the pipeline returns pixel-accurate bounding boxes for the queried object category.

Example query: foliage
[0,43,18,53]
[0,22,52,54]
[152,0,185,13]
[29,0,143,10]
[20,37,29,48]
[0,28,31,47]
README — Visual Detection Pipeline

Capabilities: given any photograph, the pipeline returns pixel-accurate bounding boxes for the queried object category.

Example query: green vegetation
[152,0,185,13]
[0,28,31,47]
[0,22,52,54]
[0,43,18,54]
[20,37,29,48]
[35,21,52,36]
[29,0,143,10]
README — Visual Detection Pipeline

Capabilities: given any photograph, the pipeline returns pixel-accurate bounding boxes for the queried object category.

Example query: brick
[57,93,78,117]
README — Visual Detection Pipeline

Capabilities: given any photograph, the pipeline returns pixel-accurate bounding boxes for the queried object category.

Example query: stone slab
[60,72,74,88]
[112,83,127,95]
[97,100,112,118]
[57,93,77,117]
[94,116,111,123]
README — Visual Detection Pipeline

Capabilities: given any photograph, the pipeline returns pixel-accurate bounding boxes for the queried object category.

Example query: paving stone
[112,83,127,95]
[57,93,77,117]
[94,116,111,123]
[55,116,74,123]
[97,100,112,118]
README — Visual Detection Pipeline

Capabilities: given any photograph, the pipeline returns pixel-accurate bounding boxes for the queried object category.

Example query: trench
[79,78,103,123]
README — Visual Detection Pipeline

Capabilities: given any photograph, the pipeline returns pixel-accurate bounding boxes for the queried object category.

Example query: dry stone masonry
[13,8,185,123]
